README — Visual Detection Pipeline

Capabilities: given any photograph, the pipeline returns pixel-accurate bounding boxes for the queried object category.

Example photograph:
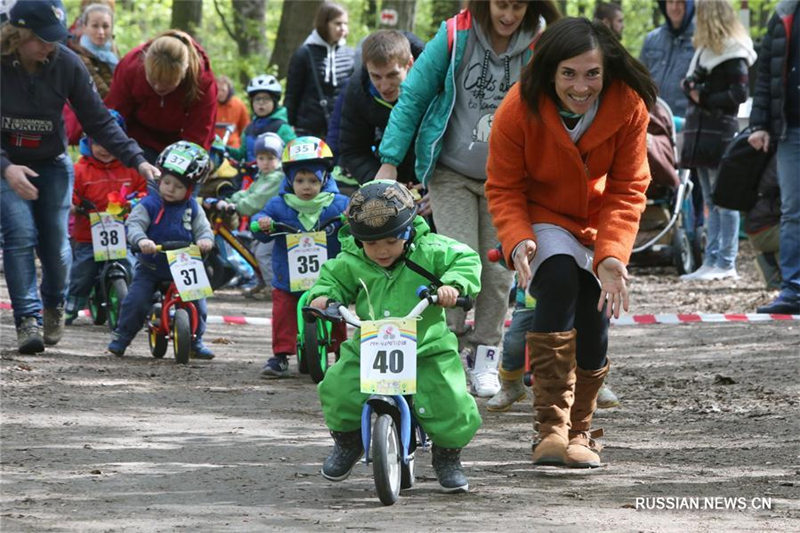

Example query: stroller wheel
[672,228,695,275]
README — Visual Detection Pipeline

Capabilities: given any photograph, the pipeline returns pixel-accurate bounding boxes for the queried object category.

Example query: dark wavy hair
[315,2,347,43]
[467,0,560,34]
[519,17,657,116]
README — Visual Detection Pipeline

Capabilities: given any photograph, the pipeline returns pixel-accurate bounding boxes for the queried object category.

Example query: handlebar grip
[455,295,473,311]
[487,247,503,263]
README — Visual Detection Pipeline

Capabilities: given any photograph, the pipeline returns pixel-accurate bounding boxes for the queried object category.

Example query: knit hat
[253,132,284,159]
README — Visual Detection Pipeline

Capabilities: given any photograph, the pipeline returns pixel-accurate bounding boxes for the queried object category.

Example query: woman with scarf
[679,0,757,281]
[284,1,354,139]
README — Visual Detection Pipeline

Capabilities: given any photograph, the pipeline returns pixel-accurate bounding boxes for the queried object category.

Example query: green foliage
[62,0,782,95]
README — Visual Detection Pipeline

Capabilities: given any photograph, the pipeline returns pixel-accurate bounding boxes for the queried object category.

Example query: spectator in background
[214,75,250,148]
[338,30,425,186]
[594,2,624,39]
[679,0,756,282]
[749,0,800,314]
[284,1,355,139]
[640,0,696,118]
[105,29,218,163]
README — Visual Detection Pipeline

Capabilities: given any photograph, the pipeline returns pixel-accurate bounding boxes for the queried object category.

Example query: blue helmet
[79,109,126,157]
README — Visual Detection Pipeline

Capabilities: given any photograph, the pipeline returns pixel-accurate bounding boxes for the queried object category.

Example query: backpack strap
[404,257,443,289]
[303,45,331,125]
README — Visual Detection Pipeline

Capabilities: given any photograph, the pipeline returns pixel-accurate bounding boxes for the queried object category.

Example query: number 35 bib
[287,231,327,292]
[360,319,418,395]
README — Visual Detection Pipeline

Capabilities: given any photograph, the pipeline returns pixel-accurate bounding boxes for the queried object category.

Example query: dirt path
[1,270,799,531]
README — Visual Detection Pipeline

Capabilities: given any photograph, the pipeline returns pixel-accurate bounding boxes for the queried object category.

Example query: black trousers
[528,254,608,370]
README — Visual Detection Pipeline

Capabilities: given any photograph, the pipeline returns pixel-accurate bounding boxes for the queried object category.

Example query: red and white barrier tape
[2,302,797,327]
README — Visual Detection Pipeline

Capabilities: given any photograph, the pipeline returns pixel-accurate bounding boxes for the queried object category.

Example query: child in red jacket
[65,111,148,324]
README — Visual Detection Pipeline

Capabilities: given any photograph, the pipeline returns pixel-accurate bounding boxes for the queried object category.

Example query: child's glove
[196,238,214,253]
[137,238,157,254]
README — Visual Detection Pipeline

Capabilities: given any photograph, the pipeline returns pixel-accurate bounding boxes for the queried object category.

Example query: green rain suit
[308,216,482,448]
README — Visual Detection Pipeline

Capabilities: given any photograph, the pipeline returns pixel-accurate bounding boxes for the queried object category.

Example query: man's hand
[137,238,157,254]
[137,161,161,182]
[596,256,630,319]
[512,239,537,289]
[3,164,39,200]
[374,163,398,181]
[748,130,770,152]
[436,285,459,307]
[196,238,214,253]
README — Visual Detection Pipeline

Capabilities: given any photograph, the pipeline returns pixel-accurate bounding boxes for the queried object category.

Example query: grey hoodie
[438,20,534,180]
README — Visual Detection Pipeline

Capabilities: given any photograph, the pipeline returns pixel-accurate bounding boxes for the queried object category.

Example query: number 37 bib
[360,319,418,395]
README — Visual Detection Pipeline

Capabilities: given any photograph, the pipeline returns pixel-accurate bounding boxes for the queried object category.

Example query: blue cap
[9,0,68,43]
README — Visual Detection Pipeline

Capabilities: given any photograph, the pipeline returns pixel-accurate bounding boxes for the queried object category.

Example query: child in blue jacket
[252,137,348,377]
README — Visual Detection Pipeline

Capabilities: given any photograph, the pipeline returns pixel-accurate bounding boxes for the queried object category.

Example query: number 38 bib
[287,231,327,292]
[90,212,126,261]
[360,318,417,395]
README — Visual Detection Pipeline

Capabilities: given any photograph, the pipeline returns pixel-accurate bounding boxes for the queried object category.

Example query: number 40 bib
[360,318,417,395]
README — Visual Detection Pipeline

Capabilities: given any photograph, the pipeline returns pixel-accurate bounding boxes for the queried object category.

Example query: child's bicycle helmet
[79,109,126,157]
[347,180,418,241]
[246,74,282,100]
[282,136,333,182]
[156,141,212,187]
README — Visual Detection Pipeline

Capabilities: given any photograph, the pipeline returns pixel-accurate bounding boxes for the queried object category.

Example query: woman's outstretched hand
[511,239,537,289]
[596,256,630,319]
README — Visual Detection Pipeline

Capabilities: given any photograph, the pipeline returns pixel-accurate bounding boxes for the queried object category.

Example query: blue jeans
[65,242,134,316]
[1,155,74,326]
[776,127,800,299]
[113,261,207,347]
[501,307,536,374]
[697,166,740,270]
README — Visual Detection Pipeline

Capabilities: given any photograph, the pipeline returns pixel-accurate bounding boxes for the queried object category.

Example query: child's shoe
[467,345,501,398]
[191,341,215,360]
[486,377,527,412]
[64,309,79,326]
[431,445,469,493]
[260,354,289,378]
[321,430,364,481]
[596,384,620,408]
[107,336,128,357]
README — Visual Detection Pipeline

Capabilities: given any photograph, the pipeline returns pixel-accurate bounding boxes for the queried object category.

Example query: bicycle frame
[157,282,199,339]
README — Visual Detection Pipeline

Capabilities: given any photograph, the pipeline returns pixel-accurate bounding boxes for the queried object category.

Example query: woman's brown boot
[528,329,577,466]
[565,362,609,468]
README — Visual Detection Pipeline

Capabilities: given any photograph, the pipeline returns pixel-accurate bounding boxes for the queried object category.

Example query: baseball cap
[9,0,68,43]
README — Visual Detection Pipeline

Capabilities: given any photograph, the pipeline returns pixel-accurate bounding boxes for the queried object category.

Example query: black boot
[321,430,363,481]
[431,445,469,493]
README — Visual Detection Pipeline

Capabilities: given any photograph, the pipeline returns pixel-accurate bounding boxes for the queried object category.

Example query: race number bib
[166,245,212,302]
[89,212,126,261]
[360,319,417,395]
[287,231,327,292]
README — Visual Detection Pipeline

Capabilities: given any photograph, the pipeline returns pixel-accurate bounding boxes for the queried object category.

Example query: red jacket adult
[485,80,651,273]
[71,156,148,244]
[104,39,217,153]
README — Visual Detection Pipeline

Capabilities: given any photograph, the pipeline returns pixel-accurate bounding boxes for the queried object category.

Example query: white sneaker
[710,266,740,280]
[467,345,501,398]
[679,264,716,281]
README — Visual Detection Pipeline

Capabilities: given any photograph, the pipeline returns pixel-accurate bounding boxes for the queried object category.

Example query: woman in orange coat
[485,17,656,469]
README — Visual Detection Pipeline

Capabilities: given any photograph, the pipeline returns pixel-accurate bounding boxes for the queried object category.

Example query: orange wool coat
[485,80,651,272]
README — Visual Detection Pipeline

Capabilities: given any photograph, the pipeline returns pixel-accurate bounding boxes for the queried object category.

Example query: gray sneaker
[43,306,65,346]
[17,316,44,354]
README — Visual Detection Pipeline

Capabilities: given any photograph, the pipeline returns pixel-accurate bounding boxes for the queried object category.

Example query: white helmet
[246,74,282,99]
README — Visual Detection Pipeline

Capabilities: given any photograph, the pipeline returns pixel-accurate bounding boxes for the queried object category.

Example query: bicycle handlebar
[249,213,346,235]
[131,240,193,254]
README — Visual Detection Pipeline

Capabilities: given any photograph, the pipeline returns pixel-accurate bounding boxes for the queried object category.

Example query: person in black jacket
[338,30,425,190]
[748,0,800,314]
[1,0,159,354]
[284,1,355,139]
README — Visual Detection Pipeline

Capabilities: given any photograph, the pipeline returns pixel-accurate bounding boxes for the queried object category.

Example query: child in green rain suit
[307,180,482,493]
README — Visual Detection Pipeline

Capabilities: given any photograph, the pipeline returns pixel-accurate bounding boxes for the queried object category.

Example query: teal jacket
[378,10,534,186]
[307,216,481,349]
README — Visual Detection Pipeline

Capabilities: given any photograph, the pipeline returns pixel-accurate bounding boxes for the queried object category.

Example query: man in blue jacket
[640,0,696,118]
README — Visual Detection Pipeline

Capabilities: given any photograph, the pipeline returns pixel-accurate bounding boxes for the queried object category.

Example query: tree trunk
[272,0,322,79]
[232,0,267,87]
[378,0,417,32]
[171,0,204,38]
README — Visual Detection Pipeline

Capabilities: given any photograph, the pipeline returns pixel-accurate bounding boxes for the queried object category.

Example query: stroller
[630,97,701,274]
